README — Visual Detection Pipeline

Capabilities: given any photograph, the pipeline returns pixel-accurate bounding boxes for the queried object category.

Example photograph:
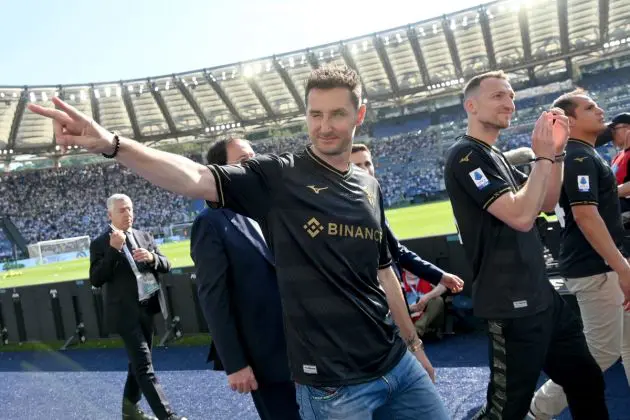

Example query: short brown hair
[463,70,508,99]
[305,65,362,109]
[351,143,370,154]
[552,88,588,118]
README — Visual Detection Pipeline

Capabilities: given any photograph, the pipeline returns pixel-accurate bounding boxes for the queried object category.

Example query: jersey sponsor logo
[303,364,318,375]
[360,185,376,206]
[303,217,325,238]
[574,156,588,163]
[328,222,383,241]
[513,300,528,309]
[459,151,472,163]
[578,175,590,192]
[303,217,383,242]
[307,185,328,194]
[469,168,490,189]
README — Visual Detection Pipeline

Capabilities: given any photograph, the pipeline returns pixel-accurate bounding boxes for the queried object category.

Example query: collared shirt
[207,146,404,387]
[557,139,627,278]
[444,135,552,319]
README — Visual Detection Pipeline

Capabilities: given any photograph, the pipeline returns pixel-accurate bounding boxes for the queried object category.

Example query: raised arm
[541,108,570,212]
[28,97,217,202]
[487,159,554,232]
[487,111,568,231]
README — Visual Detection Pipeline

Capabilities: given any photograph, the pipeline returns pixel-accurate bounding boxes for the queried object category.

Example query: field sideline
[1,201,459,288]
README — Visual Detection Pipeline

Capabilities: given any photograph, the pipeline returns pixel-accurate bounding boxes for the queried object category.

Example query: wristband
[102,133,120,159]
[554,151,567,162]
[534,156,554,164]
[407,338,424,352]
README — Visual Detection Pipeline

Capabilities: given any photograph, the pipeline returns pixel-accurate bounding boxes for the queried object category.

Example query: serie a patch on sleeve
[578,175,590,192]
[469,167,490,190]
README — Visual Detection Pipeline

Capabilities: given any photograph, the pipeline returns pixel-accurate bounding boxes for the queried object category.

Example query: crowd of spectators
[0,163,192,246]
[2,69,629,249]
[0,230,13,260]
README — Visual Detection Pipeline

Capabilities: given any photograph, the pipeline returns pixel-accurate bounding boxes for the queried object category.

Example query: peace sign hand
[27,96,115,154]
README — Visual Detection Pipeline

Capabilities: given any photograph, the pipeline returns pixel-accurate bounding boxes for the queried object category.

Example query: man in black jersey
[28,65,449,420]
[444,71,608,420]
[528,92,630,420]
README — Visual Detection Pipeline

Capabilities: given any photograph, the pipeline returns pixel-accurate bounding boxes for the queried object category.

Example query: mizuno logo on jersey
[307,185,328,194]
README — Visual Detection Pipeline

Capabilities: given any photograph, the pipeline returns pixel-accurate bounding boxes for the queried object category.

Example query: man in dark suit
[89,193,186,420]
[190,138,300,420]
[349,144,464,335]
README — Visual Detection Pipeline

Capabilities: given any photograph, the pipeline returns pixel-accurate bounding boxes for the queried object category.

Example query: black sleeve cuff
[207,165,225,209]
[378,259,393,270]
[482,187,511,210]
[569,201,598,206]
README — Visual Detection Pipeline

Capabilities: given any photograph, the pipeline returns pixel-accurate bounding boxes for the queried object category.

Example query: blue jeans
[295,351,449,420]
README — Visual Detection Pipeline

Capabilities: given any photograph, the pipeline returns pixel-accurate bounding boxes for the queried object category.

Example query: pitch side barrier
[0,221,576,345]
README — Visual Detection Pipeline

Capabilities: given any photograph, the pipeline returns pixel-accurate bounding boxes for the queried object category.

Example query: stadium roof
[1,0,630,158]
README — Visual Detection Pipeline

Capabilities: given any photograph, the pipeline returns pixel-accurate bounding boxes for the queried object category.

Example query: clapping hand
[531,111,557,161]
[549,107,570,154]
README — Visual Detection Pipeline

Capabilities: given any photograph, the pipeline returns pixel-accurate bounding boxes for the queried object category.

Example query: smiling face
[306,87,366,157]
[464,77,516,130]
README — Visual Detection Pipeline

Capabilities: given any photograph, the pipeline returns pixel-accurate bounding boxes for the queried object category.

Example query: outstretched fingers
[51,96,87,121]
[27,103,73,124]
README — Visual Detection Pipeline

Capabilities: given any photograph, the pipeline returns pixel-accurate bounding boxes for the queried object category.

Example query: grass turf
[1,200,513,289]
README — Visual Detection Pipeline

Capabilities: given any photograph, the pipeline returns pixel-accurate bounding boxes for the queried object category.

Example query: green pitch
[2,201,459,289]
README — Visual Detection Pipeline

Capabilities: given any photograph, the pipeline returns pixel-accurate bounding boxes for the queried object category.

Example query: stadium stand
[0,163,193,245]
[1,0,630,253]
[1,68,629,246]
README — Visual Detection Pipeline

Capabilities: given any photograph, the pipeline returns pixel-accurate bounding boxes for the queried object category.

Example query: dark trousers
[251,381,301,420]
[474,290,607,420]
[120,303,173,420]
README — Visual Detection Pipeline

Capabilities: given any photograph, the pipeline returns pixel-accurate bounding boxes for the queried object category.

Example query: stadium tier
[1,0,630,260]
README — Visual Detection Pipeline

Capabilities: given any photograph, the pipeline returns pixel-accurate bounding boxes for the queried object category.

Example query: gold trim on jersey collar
[305,145,353,179]
[568,138,595,148]
[462,135,502,153]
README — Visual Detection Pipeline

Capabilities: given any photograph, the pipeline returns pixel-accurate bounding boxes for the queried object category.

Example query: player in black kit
[444,71,608,420]
[29,65,450,420]
[529,91,630,419]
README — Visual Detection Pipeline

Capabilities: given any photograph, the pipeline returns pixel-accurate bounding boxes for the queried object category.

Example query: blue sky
[1,0,483,86]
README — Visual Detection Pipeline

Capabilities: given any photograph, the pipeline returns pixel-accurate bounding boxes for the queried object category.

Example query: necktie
[120,231,159,301]
[110,225,167,320]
